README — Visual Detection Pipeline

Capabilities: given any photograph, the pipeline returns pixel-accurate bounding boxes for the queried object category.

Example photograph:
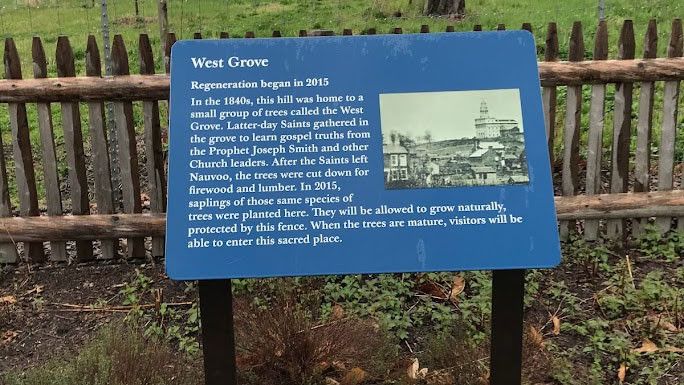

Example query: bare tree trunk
[423,0,465,16]
[135,0,139,17]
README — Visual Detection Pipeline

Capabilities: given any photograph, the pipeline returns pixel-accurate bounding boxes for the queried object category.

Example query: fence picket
[542,23,559,168]
[32,37,67,261]
[85,35,117,260]
[584,21,609,241]
[560,22,584,240]
[139,34,167,258]
[656,19,683,233]
[607,21,636,240]
[56,36,94,261]
[633,20,658,236]
[3,38,45,262]
[111,35,145,259]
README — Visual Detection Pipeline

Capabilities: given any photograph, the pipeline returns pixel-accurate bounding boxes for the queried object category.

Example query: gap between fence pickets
[0,191,680,244]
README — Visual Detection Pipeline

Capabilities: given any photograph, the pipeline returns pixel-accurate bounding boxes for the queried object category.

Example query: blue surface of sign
[166,31,561,280]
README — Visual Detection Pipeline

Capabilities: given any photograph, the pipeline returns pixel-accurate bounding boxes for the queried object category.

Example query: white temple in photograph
[474,100,519,139]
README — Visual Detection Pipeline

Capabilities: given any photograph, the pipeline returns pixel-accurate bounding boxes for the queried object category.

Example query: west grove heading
[191,56,270,68]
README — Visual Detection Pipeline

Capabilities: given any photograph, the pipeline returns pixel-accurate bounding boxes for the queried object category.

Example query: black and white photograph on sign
[379,89,529,189]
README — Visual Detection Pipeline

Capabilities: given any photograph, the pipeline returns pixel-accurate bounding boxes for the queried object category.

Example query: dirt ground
[0,261,189,373]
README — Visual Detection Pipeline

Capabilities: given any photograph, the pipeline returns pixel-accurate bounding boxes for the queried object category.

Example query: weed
[1,325,202,385]
[234,296,397,385]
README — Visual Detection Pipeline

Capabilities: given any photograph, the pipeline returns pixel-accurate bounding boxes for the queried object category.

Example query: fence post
[3,38,45,262]
[158,0,169,63]
[85,35,118,260]
[656,19,683,234]
[32,36,67,262]
[56,36,94,261]
[584,20,609,240]
[607,20,635,241]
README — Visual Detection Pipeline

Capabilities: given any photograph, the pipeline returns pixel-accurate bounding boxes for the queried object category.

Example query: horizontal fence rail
[0,18,682,264]
[0,191,681,243]
[0,58,682,103]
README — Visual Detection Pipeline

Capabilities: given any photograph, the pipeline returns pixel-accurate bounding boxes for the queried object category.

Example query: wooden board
[607,21,636,240]
[584,21,608,240]
[560,22,584,239]
[140,34,167,258]
[32,36,67,261]
[4,37,45,262]
[656,19,683,233]
[632,20,658,236]
[111,35,145,259]
[85,35,118,260]
[56,36,94,260]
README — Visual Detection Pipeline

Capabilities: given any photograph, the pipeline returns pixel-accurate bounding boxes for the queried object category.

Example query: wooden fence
[0,19,683,264]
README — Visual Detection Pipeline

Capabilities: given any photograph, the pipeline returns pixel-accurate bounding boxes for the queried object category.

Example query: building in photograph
[474,100,519,139]
[381,92,529,189]
[383,141,409,182]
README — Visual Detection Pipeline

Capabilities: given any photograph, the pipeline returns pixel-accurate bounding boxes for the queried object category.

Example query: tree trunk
[135,0,139,17]
[423,0,465,16]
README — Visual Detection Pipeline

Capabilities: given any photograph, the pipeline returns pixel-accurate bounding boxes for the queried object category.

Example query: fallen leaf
[617,363,627,384]
[646,315,679,332]
[341,367,366,385]
[0,295,16,305]
[528,325,544,348]
[406,357,420,379]
[331,304,345,320]
[632,338,658,354]
[449,275,465,302]
[325,378,341,385]
[551,315,561,335]
[418,280,448,300]
[1,330,18,345]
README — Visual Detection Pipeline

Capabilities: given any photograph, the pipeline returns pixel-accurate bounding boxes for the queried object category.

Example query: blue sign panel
[166,32,561,280]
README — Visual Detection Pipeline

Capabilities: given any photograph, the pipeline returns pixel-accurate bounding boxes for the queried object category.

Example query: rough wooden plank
[561,21,584,239]
[32,37,67,261]
[56,36,94,261]
[584,20,609,241]
[0,88,18,262]
[542,22,559,167]
[4,37,45,262]
[139,34,167,258]
[85,35,117,260]
[607,20,636,240]
[657,18,683,233]
[2,191,682,243]
[1,58,683,103]
[633,20,658,236]
[111,35,145,259]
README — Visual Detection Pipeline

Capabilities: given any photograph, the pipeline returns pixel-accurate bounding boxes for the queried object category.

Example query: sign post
[167,32,560,385]
[198,280,236,385]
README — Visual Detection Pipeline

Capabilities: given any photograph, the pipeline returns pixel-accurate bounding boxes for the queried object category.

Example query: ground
[1,230,683,384]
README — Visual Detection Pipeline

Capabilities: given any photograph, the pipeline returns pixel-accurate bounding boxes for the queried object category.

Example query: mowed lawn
[0,0,682,74]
